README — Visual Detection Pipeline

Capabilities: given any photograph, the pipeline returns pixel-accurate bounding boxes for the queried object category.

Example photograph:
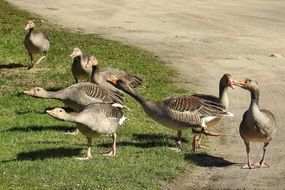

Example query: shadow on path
[184,153,238,167]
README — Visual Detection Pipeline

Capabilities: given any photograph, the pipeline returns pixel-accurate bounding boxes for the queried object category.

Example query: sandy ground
[7,0,285,189]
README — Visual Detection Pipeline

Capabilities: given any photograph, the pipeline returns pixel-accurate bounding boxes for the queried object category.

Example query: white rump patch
[202,116,218,123]
[118,115,126,125]
[112,103,124,108]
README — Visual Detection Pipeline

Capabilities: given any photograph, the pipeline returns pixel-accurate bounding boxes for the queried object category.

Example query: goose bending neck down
[107,77,234,152]
[234,79,276,169]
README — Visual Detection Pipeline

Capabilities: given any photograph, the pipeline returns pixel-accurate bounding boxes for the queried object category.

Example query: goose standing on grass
[234,79,277,169]
[47,103,126,160]
[193,74,235,148]
[86,56,144,95]
[24,82,124,134]
[69,48,93,83]
[107,77,234,152]
[24,20,50,69]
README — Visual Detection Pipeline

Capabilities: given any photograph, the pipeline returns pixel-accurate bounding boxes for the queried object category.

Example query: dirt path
[7,0,285,189]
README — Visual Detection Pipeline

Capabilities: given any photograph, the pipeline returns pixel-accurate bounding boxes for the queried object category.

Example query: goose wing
[81,83,124,104]
[102,68,143,88]
[161,95,227,125]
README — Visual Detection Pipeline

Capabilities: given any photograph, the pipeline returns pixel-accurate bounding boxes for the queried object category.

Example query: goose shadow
[15,107,75,115]
[184,152,237,167]
[0,147,82,163]
[17,147,82,161]
[6,125,75,133]
[98,133,188,148]
[0,63,25,69]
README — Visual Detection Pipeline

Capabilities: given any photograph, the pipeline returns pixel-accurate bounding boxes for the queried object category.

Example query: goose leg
[65,128,79,135]
[27,52,34,69]
[103,133,117,156]
[257,142,270,168]
[34,54,46,65]
[242,142,257,169]
[168,130,182,152]
[195,134,208,149]
[76,137,93,160]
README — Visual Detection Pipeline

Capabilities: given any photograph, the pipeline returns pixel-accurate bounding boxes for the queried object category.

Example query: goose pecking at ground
[234,79,277,169]
[47,103,126,160]
[24,20,50,69]
[107,77,234,153]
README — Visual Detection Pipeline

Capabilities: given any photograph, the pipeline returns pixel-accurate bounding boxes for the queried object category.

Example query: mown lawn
[0,1,197,189]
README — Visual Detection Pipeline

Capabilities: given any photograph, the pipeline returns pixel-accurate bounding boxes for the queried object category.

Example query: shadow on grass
[17,147,82,161]
[0,63,25,69]
[0,147,82,163]
[14,107,75,115]
[98,133,188,148]
[6,125,75,132]
[184,153,237,167]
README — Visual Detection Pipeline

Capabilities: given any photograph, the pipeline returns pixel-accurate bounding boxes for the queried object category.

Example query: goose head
[46,108,68,121]
[69,48,83,59]
[106,76,130,92]
[234,79,259,92]
[85,56,98,69]
[23,87,46,97]
[220,73,235,89]
[25,20,35,30]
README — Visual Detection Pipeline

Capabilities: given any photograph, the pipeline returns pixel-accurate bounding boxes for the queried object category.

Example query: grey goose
[234,79,277,169]
[47,103,126,160]
[107,77,234,152]
[24,20,50,69]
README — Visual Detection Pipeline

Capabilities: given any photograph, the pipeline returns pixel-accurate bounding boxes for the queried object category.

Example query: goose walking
[193,74,234,148]
[24,82,123,134]
[69,48,93,83]
[47,103,126,160]
[24,20,50,69]
[234,79,276,169]
[107,77,234,152]
[86,56,143,95]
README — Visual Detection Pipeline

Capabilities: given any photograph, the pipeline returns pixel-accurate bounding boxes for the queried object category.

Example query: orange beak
[106,77,119,85]
[24,24,29,30]
[228,79,235,89]
[23,89,34,95]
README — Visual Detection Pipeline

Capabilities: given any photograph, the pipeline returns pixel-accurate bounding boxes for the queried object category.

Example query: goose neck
[219,85,229,109]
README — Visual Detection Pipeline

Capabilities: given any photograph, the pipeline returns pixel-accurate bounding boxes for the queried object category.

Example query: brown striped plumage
[24,82,124,112]
[24,82,124,135]
[107,78,233,152]
[85,56,144,95]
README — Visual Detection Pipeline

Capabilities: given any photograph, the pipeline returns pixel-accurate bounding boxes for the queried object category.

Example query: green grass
[0,1,196,189]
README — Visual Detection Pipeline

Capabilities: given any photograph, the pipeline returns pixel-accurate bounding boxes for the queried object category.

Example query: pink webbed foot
[242,163,258,169]
[257,162,270,168]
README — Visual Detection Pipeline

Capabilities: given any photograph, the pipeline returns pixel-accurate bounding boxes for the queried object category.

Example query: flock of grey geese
[22,20,276,169]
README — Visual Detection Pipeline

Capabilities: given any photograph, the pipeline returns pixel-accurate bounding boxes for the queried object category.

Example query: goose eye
[36,89,40,91]
[59,110,62,112]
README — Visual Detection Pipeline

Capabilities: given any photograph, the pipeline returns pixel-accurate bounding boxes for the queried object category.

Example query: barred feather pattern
[83,84,124,105]
[162,95,228,126]
[129,76,143,88]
